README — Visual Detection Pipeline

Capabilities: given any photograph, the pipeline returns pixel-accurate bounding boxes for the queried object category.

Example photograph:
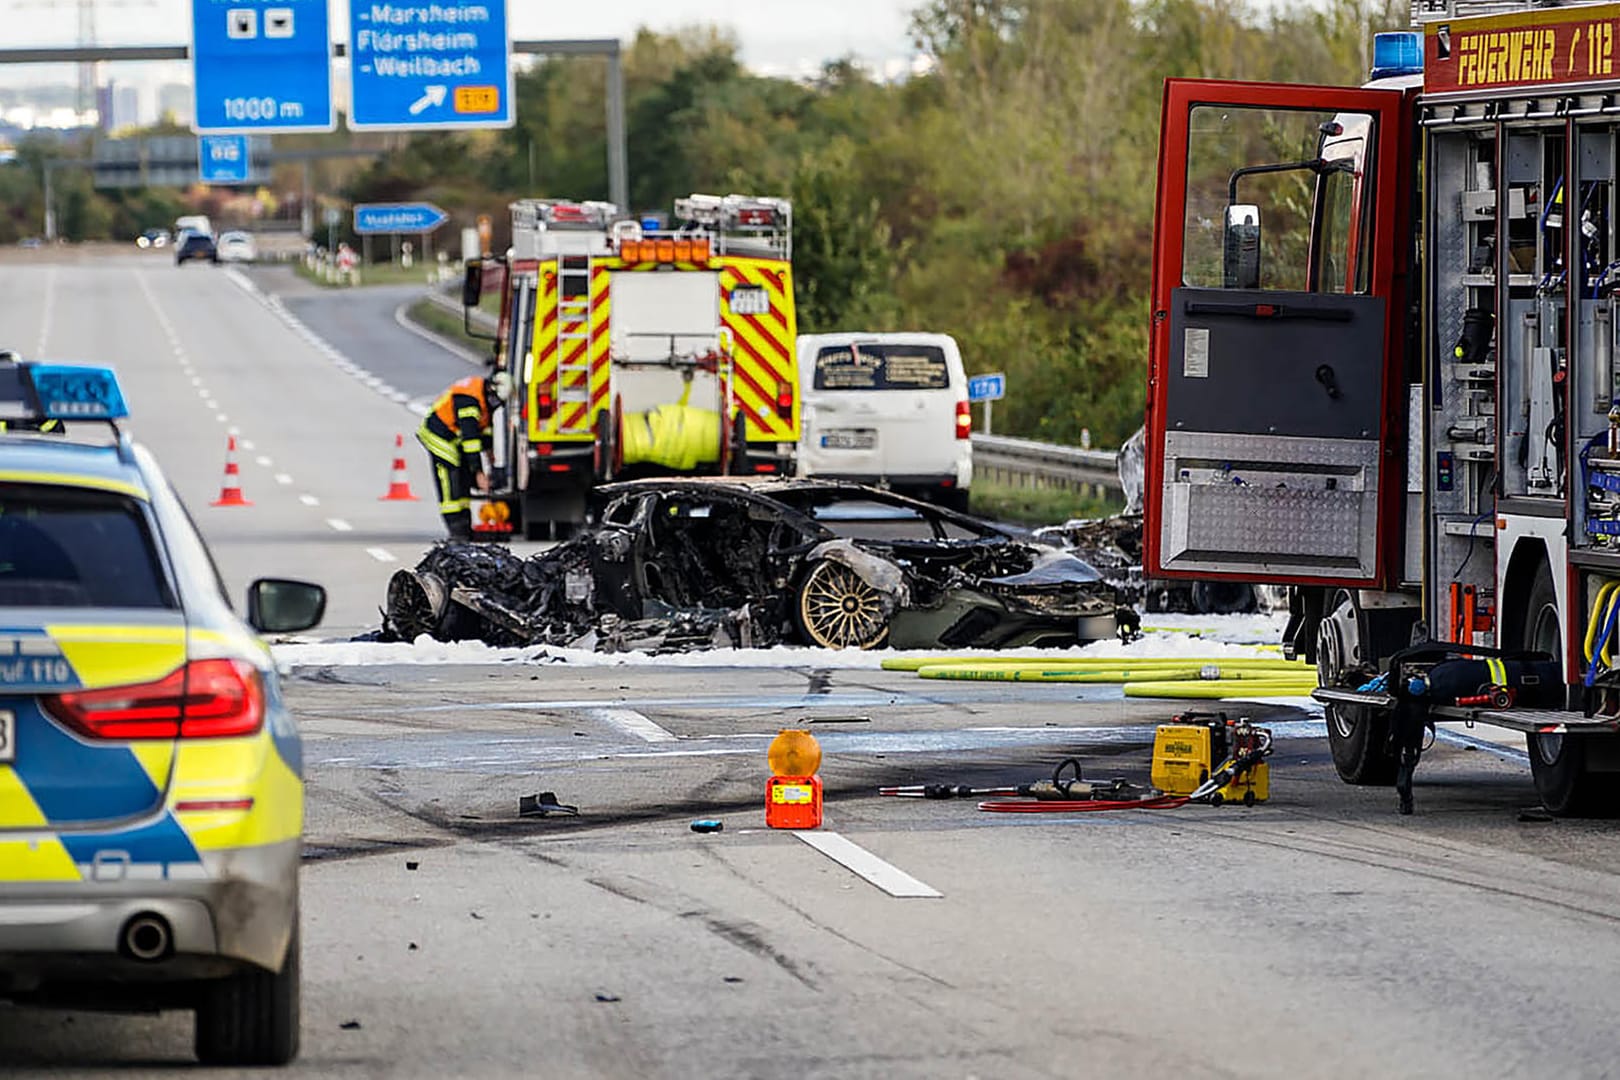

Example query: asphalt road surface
[6,252,1620,1078]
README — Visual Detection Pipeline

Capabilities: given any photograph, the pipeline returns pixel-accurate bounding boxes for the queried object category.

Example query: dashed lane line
[274,473,293,485]
[326,518,353,532]
[795,832,943,899]
[299,494,320,507]
[365,547,397,563]
[35,266,55,355]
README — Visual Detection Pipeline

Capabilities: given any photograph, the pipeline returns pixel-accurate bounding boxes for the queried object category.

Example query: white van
[796,332,972,509]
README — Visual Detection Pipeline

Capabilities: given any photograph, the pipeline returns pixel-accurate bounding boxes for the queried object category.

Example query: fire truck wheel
[1523,565,1620,816]
[794,560,890,650]
[1320,589,1397,786]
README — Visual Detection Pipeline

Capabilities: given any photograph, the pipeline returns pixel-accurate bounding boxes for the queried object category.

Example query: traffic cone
[379,434,420,501]
[211,436,252,507]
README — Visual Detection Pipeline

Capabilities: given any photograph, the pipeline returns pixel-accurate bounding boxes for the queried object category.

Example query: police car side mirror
[248,578,326,634]
[462,259,483,308]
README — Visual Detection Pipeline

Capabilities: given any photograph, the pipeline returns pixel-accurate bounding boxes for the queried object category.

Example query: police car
[0,357,322,1065]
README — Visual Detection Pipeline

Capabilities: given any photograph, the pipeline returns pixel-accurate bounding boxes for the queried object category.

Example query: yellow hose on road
[880,655,1299,673]
[914,661,1306,683]
[1123,678,1318,700]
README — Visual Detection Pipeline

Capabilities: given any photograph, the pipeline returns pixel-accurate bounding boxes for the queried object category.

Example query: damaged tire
[795,560,890,649]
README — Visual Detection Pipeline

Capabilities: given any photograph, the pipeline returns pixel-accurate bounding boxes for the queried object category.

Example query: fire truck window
[1183,105,1375,293]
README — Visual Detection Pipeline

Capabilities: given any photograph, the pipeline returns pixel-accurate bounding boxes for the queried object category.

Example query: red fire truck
[1144,0,1620,815]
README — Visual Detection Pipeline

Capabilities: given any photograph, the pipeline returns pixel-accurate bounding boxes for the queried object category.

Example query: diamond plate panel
[1159,431,1381,579]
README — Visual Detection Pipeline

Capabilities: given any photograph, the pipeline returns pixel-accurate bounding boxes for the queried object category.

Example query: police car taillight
[44,658,265,740]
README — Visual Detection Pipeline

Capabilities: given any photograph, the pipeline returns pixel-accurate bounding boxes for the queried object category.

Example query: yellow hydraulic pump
[1151,713,1270,806]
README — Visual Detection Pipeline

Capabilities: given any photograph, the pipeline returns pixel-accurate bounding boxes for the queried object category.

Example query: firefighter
[417,370,512,539]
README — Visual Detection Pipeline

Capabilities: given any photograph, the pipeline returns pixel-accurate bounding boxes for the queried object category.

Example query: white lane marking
[191,376,203,387]
[274,473,293,485]
[254,455,273,467]
[216,413,229,423]
[240,439,256,451]
[299,494,320,507]
[35,265,55,355]
[794,832,943,899]
[365,547,398,563]
[588,707,677,743]
[326,518,353,532]
[392,298,487,367]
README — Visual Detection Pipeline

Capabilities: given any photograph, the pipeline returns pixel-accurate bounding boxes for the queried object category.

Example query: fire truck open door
[1145,79,1407,588]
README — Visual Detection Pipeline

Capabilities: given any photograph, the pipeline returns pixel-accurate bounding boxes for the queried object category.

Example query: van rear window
[814,345,949,391]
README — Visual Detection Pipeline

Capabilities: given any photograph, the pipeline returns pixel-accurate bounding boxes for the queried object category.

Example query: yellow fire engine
[465,194,800,538]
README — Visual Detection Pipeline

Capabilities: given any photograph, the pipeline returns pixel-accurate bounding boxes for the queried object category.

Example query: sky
[0,0,922,92]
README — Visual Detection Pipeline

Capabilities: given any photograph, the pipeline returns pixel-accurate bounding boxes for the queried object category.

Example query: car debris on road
[380,477,1138,652]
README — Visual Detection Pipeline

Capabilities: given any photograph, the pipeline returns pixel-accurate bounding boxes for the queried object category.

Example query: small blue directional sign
[348,0,514,131]
[967,372,1007,403]
[190,0,334,133]
[198,134,252,184]
[354,202,450,235]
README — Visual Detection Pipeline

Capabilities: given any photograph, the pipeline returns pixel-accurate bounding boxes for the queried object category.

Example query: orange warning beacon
[765,729,823,829]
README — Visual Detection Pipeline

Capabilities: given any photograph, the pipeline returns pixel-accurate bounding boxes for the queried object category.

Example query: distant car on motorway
[216,230,257,263]
[796,333,973,511]
[0,356,325,1066]
[175,230,219,266]
[136,228,170,249]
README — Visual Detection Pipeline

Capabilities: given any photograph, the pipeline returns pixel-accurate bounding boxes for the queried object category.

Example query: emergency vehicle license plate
[0,710,13,763]
[821,429,876,450]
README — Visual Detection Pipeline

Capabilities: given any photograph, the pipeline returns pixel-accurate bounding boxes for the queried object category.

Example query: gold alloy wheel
[797,560,890,649]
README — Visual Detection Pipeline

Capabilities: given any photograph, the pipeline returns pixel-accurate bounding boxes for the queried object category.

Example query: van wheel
[795,561,890,649]
[195,920,300,1066]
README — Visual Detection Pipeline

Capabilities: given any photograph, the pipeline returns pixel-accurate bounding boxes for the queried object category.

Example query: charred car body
[385,478,1133,651]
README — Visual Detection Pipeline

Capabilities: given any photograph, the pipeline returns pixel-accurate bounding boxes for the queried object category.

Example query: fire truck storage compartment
[1574,123,1620,552]
[1426,124,1502,644]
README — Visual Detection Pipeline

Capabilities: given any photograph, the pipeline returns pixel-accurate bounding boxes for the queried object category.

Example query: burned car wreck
[384,478,1136,651]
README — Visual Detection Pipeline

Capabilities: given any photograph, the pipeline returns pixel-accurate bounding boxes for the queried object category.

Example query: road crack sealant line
[221,268,435,417]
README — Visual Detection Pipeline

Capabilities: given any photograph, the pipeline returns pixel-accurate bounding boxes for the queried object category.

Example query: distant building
[158,83,193,126]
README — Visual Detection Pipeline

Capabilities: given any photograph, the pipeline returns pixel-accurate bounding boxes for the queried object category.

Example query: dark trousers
[425,449,473,539]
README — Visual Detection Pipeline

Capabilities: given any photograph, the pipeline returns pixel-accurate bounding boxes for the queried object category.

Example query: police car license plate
[0,710,13,763]
[821,429,875,450]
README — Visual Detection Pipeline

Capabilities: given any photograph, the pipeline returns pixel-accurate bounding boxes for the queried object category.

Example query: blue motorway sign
[197,134,252,183]
[967,372,1007,403]
[354,202,450,234]
[348,0,514,131]
[190,0,334,133]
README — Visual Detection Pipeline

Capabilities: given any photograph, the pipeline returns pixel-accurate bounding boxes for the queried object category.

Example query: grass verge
[406,299,496,355]
[293,260,452,288]
[969,479,1120,526]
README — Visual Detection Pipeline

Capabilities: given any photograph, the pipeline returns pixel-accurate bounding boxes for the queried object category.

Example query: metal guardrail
[971,433,1120,494]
